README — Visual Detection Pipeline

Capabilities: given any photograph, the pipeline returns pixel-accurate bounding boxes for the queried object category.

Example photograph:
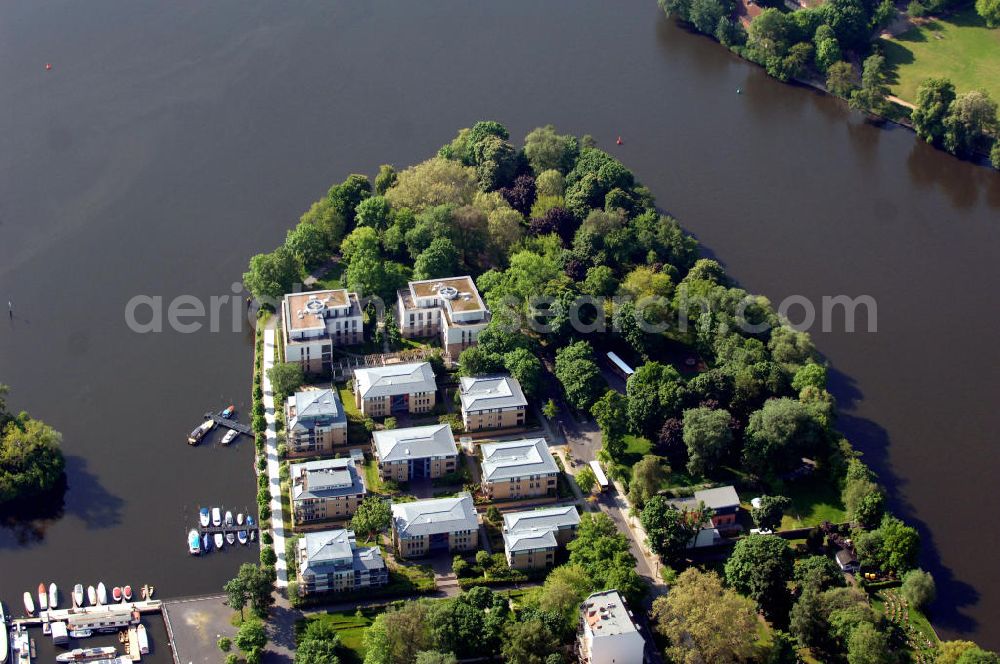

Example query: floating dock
[201,413,251,435]
[13,601,163,628]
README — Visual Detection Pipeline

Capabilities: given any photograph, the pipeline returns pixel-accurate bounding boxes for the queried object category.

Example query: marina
[188,508,257,555]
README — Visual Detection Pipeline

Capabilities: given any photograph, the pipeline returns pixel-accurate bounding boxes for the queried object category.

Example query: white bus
[589,460,610,492]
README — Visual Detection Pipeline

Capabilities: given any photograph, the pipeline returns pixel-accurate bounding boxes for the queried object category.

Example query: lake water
[1,0,998,648]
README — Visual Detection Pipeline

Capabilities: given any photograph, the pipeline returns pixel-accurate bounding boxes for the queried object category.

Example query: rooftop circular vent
[304,299,326,315]
[439,286,459,300]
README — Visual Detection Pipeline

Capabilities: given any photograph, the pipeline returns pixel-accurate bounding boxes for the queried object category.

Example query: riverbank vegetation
[268,122,996,661]
[0,384,66,507]
[657,0,1000,169]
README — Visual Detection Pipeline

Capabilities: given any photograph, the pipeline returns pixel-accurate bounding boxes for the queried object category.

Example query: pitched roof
[694,485,740,510]
[372,423,457,463]
[354,362,436,399]
[503,527,558,553]
[391,492,478,538]
[291,457,366,501]
[288,388,346,430]
[480,438,558,482]
[502,505,580,534]
[298,528,386,576]
[459,375,527,412]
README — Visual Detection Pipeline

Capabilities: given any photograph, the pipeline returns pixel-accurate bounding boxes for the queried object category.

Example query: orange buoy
[616,136,623,145]
[45,63,52,71]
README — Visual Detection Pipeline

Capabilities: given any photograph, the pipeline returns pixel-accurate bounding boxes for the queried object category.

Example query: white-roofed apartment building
[282,289,363,375]
[396,276,490,357]
[577,590,647,664]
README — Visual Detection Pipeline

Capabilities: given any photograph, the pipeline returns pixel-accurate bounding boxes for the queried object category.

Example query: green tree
[503,348,542,397]
[725,535,794,620]
[912,78,957,146]
[374,164,397,195]
[640,495,711,563]
[630,455,668,507]
[977,0,1000,27]
[794,555,846,593]
[268,362,304,400]
[992,140,1000,170]
[682,407,733,476]
[651,568,757,664]
[689,0,727,35]
[534,169,565,197]
[244,246,300,303]
[575,466,597,494]
[299,198,346,253]
[523,125,580,174]
[814,25,842,72]
[555,342,605,412]
[944,90,999,156]
[792,362,827,392]
[226,564,275,617]
[327,174,372,225]
[901,568,936,609]
[854,515,920,574]
[0,413,66,505]
[413,237,460,280]
[751,495,791,531]
[235,619,268,654]
[850,54,890,116]
[542,399,559,420]
[297,620,342,664]
[568,513,647,605]
[501,620,561,664]
[286,221,329,270]
[827,61,858,98]
[414,653,457,664]
[350,496,391,541]
[355,195,393,231]
[363,602,433,664]
[955,647,1000,664]
[591,390,628,460]
[385,157,479,212]
[743,398,825,477]
[846,623,892,664]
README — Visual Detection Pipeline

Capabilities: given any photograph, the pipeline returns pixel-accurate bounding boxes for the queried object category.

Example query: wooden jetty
[202,413,251,435]
[196,525,259,537]
[124,626,141,661]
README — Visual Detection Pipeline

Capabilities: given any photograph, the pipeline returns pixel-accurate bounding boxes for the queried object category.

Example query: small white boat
[225,531,235,546]
[87,586,97,607]
[199,508,210,528]
[214,532,224,549]
[135,625,149,656]
[188,529,201,555]
[37,584,48,612]
[68,630,93,639]
[187,419,214,445]
[0,602,7,664]
[221,429,238,445]
[96,583,107,606]
[211,508,222,527]
[224,511,234,527]
[22,592,34,616]
[236,513,245,526]
[56,647,117,663]
[49,583,59,609]
[73,584,84,608]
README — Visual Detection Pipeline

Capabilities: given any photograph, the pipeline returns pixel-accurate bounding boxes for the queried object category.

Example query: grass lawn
[361,459,384,494]
[298,608,382,664]
[882,9,1000,103]
[337,385,370,445]
[780,475,846,529]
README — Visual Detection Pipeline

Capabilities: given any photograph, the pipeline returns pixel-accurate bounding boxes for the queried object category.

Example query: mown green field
[881,9,1000,103]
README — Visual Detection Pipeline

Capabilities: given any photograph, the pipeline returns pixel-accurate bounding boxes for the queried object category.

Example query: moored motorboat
[23,593,34,616]
[188,529,201,555]
[49,583,59,609]
[73,584,84,608]
[237,529,248,545]
[135,625,149,656]
[68,629,93,639]
[214,532,224,549]
[202,533,211,552]
[220,405,235,419]
[211,508,222,527]
[221,429,238,445]
[224,511,234,528]
[55,647,117,663]
[96,583,107,606]
[87,586,97,607]
[247,515,256,541]
[122,586,132,602]
[37,584,48,612]
[199,508,210,528]
[111,587,122,604]
[236,513,245,526]
[0,601,7,664]
[187,419,214,446]
[225,531,235,546]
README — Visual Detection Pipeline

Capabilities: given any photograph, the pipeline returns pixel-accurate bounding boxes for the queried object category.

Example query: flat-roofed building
[502,505,581,570]
[480,438,559,500]
[282,290,363,374]
[577,590,646,664]
[290,457,367,526]
[353,362,437,417]
[372,423,458,483]
[285,388,347,457]
[296,528,388,596]
[396,277,490,357]
[391,492,479,558]
[459,375,527,432]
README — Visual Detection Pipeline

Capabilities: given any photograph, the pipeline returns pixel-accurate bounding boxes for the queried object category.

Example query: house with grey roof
[353,362,437,417]
[285,388,347,457]
[391,491,479,558]
[502,505,580,570]
[695,485,740,530]
[290,457,367,526]
[296,528,388,596]
[480,438,559,500]
[459,374,527,432]
[372,423,458,483]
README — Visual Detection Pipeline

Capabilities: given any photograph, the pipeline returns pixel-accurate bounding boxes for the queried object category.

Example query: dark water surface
[1,0,999,647]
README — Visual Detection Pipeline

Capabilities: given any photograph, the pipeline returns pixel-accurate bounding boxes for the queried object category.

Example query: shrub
[260,546,277,566]
[261,531,273,546]
[259,505,271,521]
[907,0,926,16]
[901,569,936,609]
[218,637,232,652]
[225,655,239,664]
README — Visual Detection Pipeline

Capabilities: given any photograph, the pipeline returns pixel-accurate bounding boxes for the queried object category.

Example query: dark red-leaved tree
[500,174,536,216]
